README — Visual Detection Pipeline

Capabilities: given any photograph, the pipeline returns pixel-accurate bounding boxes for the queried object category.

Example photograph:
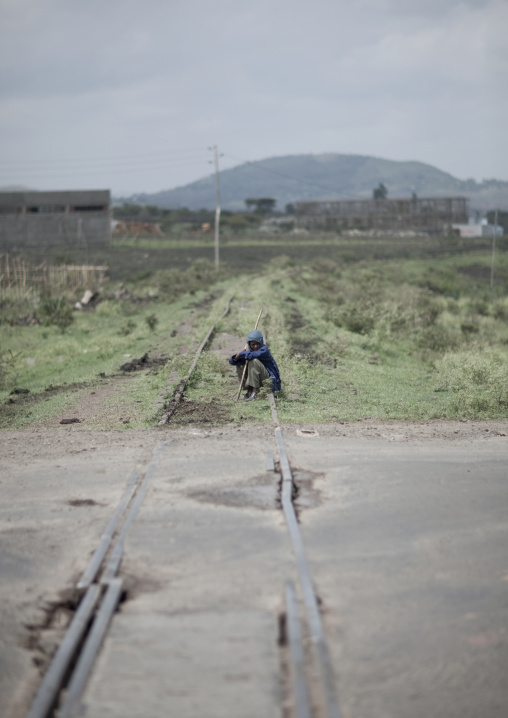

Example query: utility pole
[490,208,498,289]
[211,145,221,271]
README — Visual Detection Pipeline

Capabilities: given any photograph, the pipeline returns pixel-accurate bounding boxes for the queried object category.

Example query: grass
[435,348,508,418]
[0,281,234,428]
[1,237,508,428]
[14,233,507,280]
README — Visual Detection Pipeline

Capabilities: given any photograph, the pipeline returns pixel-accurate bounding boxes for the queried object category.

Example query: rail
[158,293,234,425]
[27,442,170,718]
[26,298,341,718]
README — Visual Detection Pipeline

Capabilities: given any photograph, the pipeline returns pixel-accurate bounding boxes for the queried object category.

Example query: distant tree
[373,183,388,200]
[257,198,276,213]
[285,203,295,215]
[114,203,143,218]
[244,197,277,214]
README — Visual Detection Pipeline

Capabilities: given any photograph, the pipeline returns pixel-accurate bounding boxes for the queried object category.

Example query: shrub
[415,294,445,327]
[341,306,375,334]
[157,259,221,302]
[416,324,461,352]
[95,299,121,317]
[435,348,508,417]
[311,258,342,276]
[118,320,136,336]
[38,297,74,332]
[460,319,480,335]
[493,300,508,321]
[474,300,490,317]
[0,349,20,388]
[329,302,377,334]
[418,268,462,297]
[446,297,460,315]
[145,313,158,331]
[0,298,37,326]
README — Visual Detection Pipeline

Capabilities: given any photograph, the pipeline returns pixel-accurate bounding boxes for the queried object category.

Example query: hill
[124,154,508,214]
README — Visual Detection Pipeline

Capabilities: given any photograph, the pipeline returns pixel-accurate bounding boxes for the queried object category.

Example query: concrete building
[451,220,503,238]
[295,196,468,233]
[0,190,111,250]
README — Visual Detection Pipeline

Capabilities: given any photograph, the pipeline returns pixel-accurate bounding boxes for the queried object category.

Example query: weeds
[156,259,229,302]
[145,313,158,332]
[0,349,20,389]
[416,324,462,352]
[0,297,38,326]
[435,348,508,418]
[1,246,508,427]
[118,320,137,336]
[38,297,74,332]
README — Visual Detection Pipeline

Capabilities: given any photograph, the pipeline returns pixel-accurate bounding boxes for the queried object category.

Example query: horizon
[2,151,506,202]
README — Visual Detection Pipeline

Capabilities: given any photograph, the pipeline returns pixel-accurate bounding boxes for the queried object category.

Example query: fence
[0,254,108,300]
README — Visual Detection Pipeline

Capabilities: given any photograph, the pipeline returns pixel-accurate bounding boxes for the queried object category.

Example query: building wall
[295,197,469,232]
[452,224,503,238]
[0,190,111,250]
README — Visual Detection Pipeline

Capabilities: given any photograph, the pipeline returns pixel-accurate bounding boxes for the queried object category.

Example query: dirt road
[1,422,508,717]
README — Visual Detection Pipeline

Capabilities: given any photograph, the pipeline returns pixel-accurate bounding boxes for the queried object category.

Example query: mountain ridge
[122,153,508,213]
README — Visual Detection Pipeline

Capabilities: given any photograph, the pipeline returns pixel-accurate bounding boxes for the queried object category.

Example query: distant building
[452,220,503,238]
[294,196,468,233]
[0,190,111,250]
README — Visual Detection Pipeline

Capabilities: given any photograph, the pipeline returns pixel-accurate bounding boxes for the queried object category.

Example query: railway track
[27,297,341,718]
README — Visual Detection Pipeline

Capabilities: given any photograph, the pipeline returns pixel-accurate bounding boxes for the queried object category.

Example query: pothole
[292,469,323,511]
[20,587,81,672]
[67,498,105,507]
[187,473,278,510]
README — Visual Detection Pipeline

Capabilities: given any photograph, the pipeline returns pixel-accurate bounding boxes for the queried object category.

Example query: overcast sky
[0,0,506,196]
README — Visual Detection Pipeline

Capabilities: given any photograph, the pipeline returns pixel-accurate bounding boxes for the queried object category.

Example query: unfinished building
[294,197,468,233]
[0,190,112,250]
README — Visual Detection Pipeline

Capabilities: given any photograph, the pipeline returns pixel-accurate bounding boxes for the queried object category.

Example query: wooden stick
[236,308,263,400]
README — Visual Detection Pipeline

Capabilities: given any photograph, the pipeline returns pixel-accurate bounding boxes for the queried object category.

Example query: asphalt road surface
[1,424,507,718]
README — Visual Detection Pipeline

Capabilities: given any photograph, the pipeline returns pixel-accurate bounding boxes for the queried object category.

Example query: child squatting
[229,330,281,401]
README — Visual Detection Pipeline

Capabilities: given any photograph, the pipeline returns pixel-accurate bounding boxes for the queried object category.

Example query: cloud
[0,0,506,193]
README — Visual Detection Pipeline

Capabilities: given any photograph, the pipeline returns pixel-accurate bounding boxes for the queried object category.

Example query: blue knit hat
[247,330,264,344]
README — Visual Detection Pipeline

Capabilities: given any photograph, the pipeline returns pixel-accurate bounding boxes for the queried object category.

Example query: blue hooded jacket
[229,331,281,391]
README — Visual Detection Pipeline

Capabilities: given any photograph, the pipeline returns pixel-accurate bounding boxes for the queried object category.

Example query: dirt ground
[1,413,507,718]
[1,417,507,463]
[1,419,507,718]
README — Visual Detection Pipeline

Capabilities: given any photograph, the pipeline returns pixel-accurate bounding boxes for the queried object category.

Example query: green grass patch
[213,250,508,424]
[0,274,236,428]
[2,244,508,428]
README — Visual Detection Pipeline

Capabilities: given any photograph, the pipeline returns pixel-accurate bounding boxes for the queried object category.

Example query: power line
[1,155,209,172]
[0,148,342,195]
[223,153,341,195]
[0,159,211,181]
[0,147,209,167]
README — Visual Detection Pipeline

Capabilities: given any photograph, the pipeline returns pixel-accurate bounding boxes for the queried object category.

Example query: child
[229,330,281,401]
